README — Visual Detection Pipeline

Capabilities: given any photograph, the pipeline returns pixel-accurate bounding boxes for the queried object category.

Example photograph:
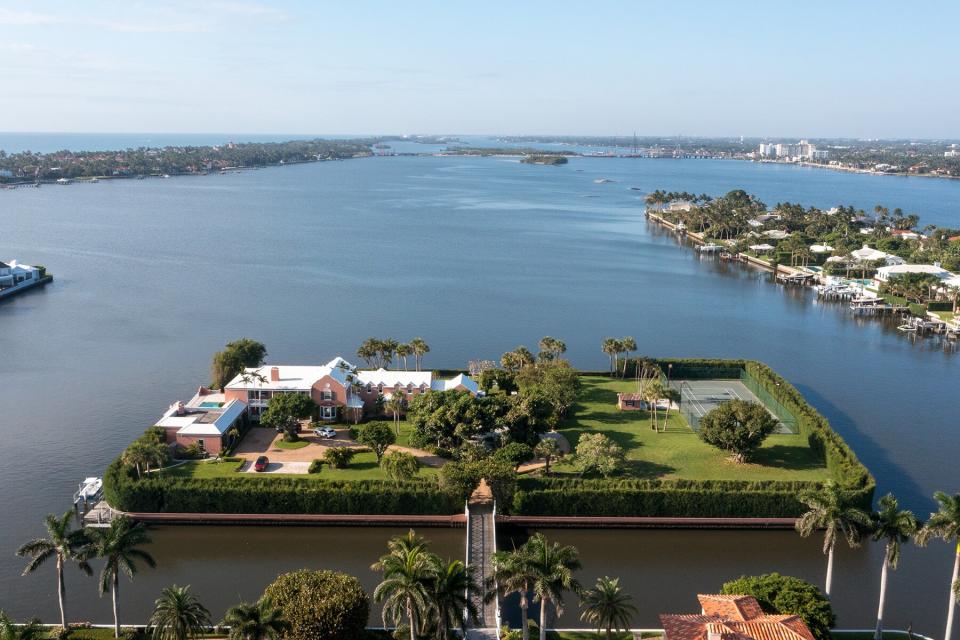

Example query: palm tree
[619,337,637,378]
[148,585,211,640]
[123,442,153,479]
[222,598,290,640]
[534,439,561,476]
[372,531,437,640]
[579,576,637,640]
[90,516,157,638]
[428,558,477,638]
[871,494,919,640]
[526,533,582,640]
[397,343,412,370]
[0,612,43,640]
[409,338,430,371]
[795,481,871,596]
[601,339,618,375]
[16,511,93,629]
[917,492,960,640]
[384,393,406,435]
[490,547,538,640]
[641,380,665,432]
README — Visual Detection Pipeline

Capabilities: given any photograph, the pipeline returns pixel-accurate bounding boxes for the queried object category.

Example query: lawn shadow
[751,444,827,471]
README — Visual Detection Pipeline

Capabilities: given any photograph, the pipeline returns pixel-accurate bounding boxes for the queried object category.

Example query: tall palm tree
[372,532,437,640]
[641,380,665,432]
[397,343,412,370]
[619,337,637,378]
[601,339,618,375]
[428,558,478,638]
[384,393,405,435]
[871,494,919,640]
[579,576,637,640]
[0,612,44,640]
[526,533,582,640]
[409,338,430,371]
[90,516,157,638]
[16,511,93,629]
[490,547,538,640]
[222,598,290,640]
[917,492,960,640]
[148,585,211,640]
[795,481,871,596]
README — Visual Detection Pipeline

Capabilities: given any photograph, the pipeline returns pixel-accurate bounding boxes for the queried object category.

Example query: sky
[1,1,959,138]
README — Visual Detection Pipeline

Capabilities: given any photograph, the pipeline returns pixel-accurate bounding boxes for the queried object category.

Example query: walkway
[467,482,498,634]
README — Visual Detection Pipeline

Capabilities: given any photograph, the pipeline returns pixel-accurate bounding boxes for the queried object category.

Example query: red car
[254,456,269,472]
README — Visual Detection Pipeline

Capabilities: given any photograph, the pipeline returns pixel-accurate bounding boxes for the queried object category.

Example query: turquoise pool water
[198,401,221,408]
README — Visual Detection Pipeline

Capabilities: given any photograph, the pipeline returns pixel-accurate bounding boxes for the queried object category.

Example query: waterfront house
[223,356,479,422]
[660,595,815,640]
[874,263,953,284]
[810,243,834,254]
[0,260,41,290]
[155,390,246,454]
[850,244,905,266]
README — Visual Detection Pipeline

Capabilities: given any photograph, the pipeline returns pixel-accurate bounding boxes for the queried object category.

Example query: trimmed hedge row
[103,459,459,515]
[512,359,875,517]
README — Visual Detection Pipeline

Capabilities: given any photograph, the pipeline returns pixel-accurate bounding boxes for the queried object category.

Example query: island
[520,154,569,165]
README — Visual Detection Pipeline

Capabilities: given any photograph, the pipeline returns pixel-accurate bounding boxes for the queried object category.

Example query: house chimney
[176,401,185,416]
[270,366,280,382]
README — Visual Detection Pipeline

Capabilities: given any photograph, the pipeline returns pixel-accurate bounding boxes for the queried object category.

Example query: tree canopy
[720,573,835,640]
[698,399,778,463]
[211,339,267,389]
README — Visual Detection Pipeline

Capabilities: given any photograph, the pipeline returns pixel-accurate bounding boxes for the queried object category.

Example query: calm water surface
[1,155,959,632]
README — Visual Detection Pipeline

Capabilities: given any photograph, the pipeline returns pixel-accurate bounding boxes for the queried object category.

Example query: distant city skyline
[2,1,959,138]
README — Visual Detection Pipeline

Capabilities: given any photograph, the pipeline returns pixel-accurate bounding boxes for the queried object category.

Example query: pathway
[467,482,498,634]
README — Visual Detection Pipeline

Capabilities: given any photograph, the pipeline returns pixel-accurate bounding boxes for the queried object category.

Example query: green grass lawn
[551,377,829,482]
[274,438,310,449]
[164,452,438,482]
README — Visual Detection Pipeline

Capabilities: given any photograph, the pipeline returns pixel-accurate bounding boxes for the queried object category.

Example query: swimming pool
[198,402,222,408]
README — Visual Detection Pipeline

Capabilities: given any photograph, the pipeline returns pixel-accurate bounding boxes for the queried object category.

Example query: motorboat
[73,477,103,504]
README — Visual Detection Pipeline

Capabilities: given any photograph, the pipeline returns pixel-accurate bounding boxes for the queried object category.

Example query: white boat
[73,477,103,504]
[696,243,724,253]
[593,178,615,184]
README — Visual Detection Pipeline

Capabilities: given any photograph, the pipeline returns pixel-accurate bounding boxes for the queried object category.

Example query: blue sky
[1,1,958,137]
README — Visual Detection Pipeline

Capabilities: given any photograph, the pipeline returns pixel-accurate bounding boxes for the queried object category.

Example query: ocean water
[1,154,959,632]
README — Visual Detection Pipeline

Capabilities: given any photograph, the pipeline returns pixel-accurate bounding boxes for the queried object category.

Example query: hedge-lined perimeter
[512,359,874,517]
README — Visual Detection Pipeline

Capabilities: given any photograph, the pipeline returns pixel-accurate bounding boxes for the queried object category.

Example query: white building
[849,245,905,266]
[0,260,42,290]
[757,140,826,161]
[874,264,953,283]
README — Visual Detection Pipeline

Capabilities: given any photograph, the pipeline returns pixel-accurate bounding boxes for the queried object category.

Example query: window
[321,406,336,420]
[321,390,333,401]
[197,439,205,451]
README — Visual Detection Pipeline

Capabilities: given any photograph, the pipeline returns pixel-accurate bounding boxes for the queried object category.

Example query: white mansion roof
[431,374,479,393]
[876,264,953,280]
[358,368,432,388]
[156,398,245,436]
[850,245,905,265]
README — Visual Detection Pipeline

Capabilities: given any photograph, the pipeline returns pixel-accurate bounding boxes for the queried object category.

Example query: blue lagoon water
[1,154,959,631]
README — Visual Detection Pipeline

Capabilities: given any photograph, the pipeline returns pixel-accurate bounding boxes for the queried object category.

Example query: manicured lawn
[551,377,829,482]
[275,439,310,450]
[164,453,438,482]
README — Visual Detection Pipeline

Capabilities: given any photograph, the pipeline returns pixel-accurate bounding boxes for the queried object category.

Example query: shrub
[493,442,534,468]
[698,399,778,463]
[437,459,517,507]
[308,459,323,474]
[720,573,834,640]
[380,451,419,482]
[324,447,356,469]
[262,569,369,640]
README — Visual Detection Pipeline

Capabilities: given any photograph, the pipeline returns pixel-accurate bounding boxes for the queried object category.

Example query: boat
[898,324,918,332]
[73,477,103,504]
[630,187,643,191]
[593,178,615,184]
[696,243,724,253]
[56,177,71,185]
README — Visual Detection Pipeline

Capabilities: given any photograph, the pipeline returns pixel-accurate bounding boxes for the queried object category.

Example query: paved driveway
[240,460,311,474]
[234,425,358,462]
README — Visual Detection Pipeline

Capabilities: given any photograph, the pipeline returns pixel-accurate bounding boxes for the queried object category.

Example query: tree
[397,342,412,370]
[89,516,157,638]
[490,547,538,640]
[795,481,870,596]
[618,337,637,377]
[641,379,666,432]
[0,612,43,640]
[124,442,169,479]
[501,347,535,373]
[493,442,535,469]
[478,368,518,394]
[534,438,561,476]
[381,451,420,482]
[221,598,289,640]
[720,573,835,640]
[574,433,624,477]
[148,585,211,640]
[260,393,315,442]
[537,336,567,362]
[262,570,368,640]
[16,511,92,630]
[372,531,437,640]
[870,494,919,640]
[428,558,478,638]
[324,447,356,469]
[358,421,396,462]
[698,400,778,463]
[578,576,637,640]
[384,393,406,435]
[211,339,267,389]
[917,492,960,640]
[601,338,620,375]
[526,533,582,640]
[409,338,430,371]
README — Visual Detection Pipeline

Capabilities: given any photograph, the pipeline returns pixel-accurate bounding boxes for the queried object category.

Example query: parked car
[254,456,269,472]
[313,426,337,439]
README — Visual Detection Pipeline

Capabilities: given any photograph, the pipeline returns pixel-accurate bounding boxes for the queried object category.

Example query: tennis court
[669,378,797,434]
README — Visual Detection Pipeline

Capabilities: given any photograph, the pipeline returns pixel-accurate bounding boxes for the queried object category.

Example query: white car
[313,426,337,439]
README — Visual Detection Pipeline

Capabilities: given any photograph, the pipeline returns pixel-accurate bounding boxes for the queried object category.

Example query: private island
[93,338,873,524]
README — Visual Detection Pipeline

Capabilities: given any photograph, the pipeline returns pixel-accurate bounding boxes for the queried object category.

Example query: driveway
[240,460,311,474]
[234,425,360,463]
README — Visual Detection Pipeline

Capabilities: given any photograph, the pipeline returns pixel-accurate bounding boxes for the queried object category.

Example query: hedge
[103,458,459,515]
[512,358,875,517]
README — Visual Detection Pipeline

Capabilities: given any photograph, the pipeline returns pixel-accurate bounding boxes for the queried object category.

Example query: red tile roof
[661,595,815,640]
